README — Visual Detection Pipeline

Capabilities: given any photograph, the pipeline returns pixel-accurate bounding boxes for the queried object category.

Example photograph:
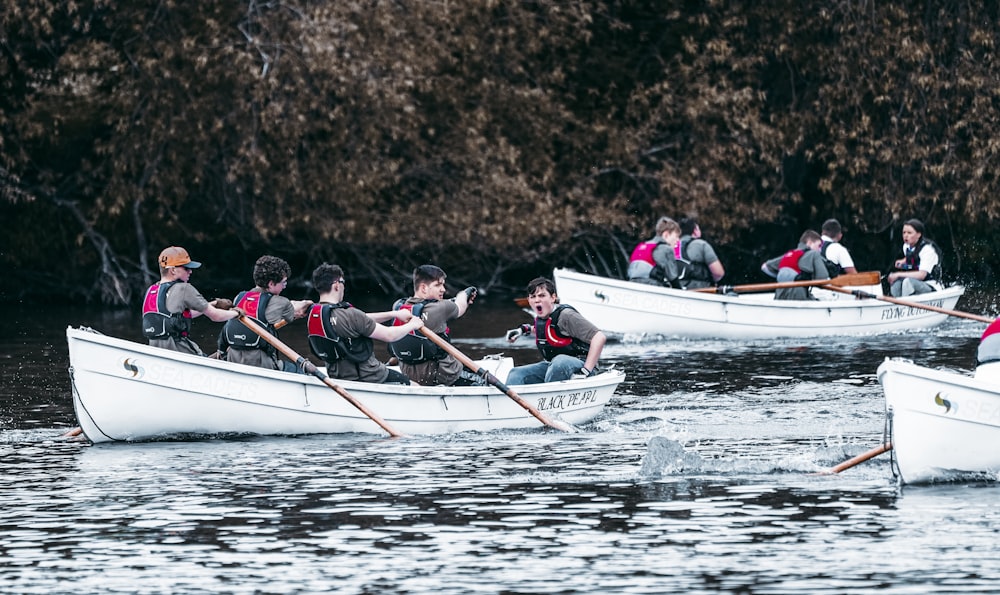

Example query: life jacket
[535,305,590,362]
[141,281,192,339]
[819,241,844,278]
[778,249,805,273]
[979,319,1000,364]
[388,300,450,364]
[219,290,276,353]
[306,302,374,365]
[672,238,713,286]
[629,241,658,267]
[897,238,943,281]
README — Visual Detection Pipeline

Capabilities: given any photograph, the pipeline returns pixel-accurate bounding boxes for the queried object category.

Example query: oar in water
[238,314,406,438]
[820,285,995,324]
[418,326,578,433]
[820,442,893,475]
[692,271,882,295]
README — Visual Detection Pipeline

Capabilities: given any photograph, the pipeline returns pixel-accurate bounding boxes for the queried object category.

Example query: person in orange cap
[140,246,243,355]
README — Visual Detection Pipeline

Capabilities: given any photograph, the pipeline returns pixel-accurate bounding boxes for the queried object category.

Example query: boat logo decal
[934,391,955,414]
[593,290,608,303]
[122,358,145,379]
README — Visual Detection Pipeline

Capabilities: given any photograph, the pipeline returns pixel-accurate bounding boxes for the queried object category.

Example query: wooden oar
[238,314,406,438]
[820,442,893,474]
[819,285,995,324]
[418,326,578,433]
[692,271,882,294]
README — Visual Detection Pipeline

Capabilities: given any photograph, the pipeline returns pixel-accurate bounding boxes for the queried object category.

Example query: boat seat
[476,355,515,384]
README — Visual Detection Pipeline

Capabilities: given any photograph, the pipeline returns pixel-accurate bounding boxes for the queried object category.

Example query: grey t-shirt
[324,305,390,383]
[398,298,464,385]
[224,288,296,369]
[148,282,211,355]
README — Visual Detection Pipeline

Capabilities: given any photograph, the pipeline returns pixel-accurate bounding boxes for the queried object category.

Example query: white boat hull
[878,358,1000,484]
[67,327,625,443]
[553,268,965,340]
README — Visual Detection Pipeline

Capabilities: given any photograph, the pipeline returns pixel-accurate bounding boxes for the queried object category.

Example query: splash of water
[639,435,706,477]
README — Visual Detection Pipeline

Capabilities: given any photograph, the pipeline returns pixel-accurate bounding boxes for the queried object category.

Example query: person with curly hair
[218,255,313,370]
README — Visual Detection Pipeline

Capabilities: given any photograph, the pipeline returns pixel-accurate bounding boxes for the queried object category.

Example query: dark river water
[3,292,1000,594]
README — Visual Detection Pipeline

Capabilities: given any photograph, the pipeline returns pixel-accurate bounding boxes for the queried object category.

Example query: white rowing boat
[552,268,965,340]
[878,358,1000,484]
[67,326,625,443]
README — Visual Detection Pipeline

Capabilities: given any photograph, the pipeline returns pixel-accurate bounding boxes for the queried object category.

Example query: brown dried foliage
[3,0,1000,303]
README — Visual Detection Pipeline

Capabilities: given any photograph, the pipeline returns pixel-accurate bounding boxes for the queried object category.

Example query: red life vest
[534,305,590,361]
[982,319,1000,343]
[778,249,806,273]
[388,300,450,364]
[141,281,192,339]
[629,241,658,266]
[220,290,275,352]
[306,302,373,364]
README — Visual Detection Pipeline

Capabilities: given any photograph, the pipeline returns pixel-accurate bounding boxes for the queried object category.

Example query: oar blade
[826,271,881,287]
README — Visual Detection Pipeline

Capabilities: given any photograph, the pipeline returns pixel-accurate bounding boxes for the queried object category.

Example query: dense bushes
[3,1,1000,302]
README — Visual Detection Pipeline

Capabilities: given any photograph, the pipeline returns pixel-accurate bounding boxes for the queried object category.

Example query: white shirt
[821,235,855,270]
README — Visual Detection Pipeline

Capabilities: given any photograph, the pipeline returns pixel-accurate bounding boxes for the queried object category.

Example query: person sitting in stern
[506,277,606,385]
[886,218,943,297]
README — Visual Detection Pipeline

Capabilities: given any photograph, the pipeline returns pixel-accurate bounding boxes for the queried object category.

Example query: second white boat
[552,268,965,340]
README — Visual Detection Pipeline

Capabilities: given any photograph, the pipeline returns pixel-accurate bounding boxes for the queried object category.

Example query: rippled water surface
[3,299,1000,594]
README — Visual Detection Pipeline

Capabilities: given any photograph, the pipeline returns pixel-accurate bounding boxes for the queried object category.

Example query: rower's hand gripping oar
[418,326,578,433]
[237,313,406,438]
[819,285,994,324]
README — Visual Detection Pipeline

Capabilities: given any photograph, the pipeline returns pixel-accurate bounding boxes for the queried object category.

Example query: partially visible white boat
[877,358,1000,484]
[552,268,965,340]
[67,326,625,443]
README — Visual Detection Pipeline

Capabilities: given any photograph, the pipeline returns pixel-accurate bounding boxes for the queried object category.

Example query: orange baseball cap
[158,246,202,269]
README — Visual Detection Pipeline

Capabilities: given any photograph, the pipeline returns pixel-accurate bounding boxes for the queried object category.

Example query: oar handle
[418,326,577,433]
[237,314,406,438]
